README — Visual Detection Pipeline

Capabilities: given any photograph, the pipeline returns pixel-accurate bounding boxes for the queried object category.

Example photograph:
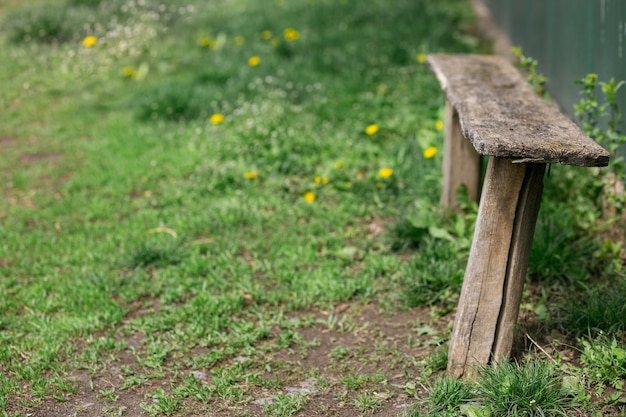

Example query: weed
[353,392,383,412]
[511,47,548,97]
[264,393,307,417]
[97,387,119,402]
[575,74,626,177]
[140,388,181,416]
[340,373,374,390]
[476,359,570,417]
[102,405,125,417]
[579,335,626,390]
[329,345,350,359]
[421,345,449,376]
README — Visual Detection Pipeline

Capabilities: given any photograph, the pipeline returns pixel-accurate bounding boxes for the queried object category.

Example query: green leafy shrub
[580,336,626,390]
[575,74,626,177]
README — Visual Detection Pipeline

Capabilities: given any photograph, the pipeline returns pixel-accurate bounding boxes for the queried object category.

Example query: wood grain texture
[441,100,482,209]
[492,163,546,361]
[447,157,526,378]
[427,54,609,167]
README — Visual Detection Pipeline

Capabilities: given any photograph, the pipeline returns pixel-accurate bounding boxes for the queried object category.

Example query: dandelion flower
[245,171,257,180]
[283,28,300,41]
[210,113,224,124]
[379,168,393,178]
[82,35,97,47]
[365,124,379,135]
[344,181,352,188]
[122,66,135,78]
[261,30,272,40]
[435,120,444,131]
[314,176,321,184]
[198,36,212,48]
[234,36,245,45]
[248,56,260,67]
[303,191,315,203]
[416,53,427,63]
[322,177,329,184]
[271,38,281,48]
[335,161,343,169]
[423,146,438,159]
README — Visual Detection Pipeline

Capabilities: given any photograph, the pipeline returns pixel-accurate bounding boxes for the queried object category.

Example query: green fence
[481,0,626,125]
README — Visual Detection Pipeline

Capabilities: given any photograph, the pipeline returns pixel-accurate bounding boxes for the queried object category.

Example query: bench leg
[447,157,546,378]
[440,100,482,210]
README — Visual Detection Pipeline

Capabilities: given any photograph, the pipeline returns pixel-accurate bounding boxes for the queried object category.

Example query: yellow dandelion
[198,36,212,48]
[261,30,272,40]
[435,120,444,131]
[271,38,281,48]
[234,36,245,45]
[322,177,329,184]
[314,176,321,184]
[82,35,97,47]
[379,168,393,178]
[245,171,258,180]
[344,181,352,188]
[303,191,315,203]
[248,56,260,67]
[416,53,427,63]
[122,66,135,78]
[365,124,379,135]
[283,28,300,41]
[335,161,343,169]
[423,146,438,159]
[210,113,224,125]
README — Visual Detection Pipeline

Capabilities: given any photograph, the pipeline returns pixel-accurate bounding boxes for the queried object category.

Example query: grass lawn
[1,0,626,416]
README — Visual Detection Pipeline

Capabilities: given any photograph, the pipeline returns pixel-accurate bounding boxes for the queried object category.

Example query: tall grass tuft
[476,359,570,417]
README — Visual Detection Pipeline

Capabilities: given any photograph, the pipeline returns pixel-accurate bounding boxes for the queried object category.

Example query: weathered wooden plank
[427,54,609,167]
[441,100,482,209]
[447,157,527,378]
[492,163,545,361]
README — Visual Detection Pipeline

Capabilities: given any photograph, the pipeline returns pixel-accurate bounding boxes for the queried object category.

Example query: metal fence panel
[481,0,626,126]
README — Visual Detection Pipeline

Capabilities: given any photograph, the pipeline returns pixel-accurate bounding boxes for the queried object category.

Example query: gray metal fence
[481,0,626,126]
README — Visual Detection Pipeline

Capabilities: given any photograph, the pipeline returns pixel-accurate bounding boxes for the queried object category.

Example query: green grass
[407,360,573,417]
[0,0,477,413]
[1,0,626,415]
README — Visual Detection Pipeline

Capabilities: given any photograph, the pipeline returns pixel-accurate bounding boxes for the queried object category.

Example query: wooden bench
[427,54,610,378]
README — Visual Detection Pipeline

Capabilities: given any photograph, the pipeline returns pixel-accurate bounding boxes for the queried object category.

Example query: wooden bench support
[447,158,545,377]
[441,101,482,209]
[426,53,610,378]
